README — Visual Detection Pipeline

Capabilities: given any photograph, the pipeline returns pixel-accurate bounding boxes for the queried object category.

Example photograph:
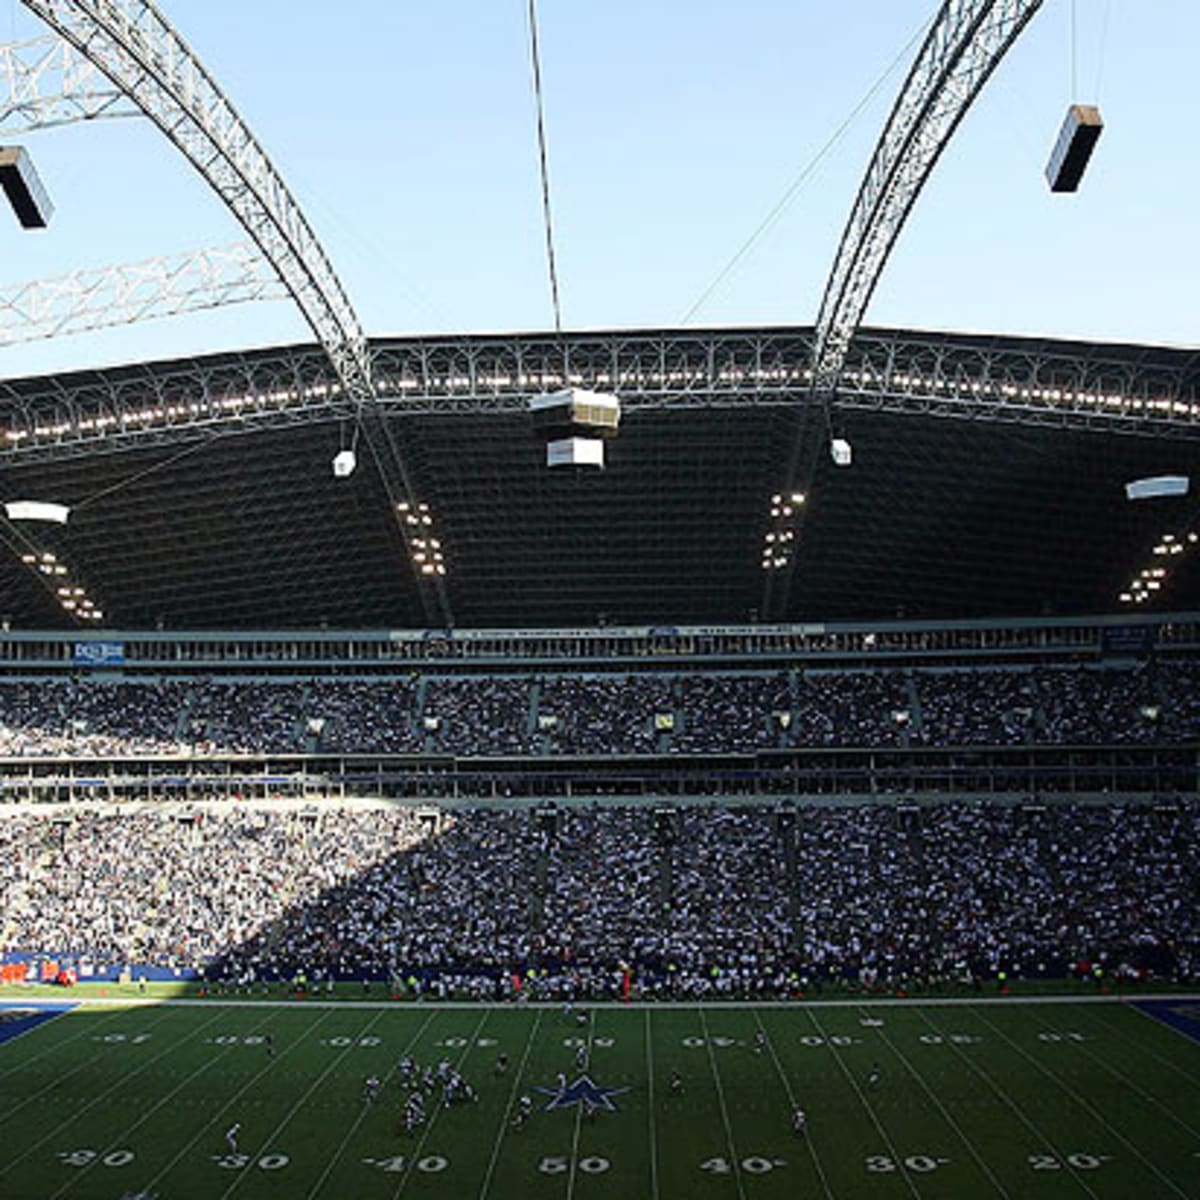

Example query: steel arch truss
[0,243,286,347]
[18,0,373,403]
[811,0,1044,402]
[769,1,1044,620]
[0,33,135,132]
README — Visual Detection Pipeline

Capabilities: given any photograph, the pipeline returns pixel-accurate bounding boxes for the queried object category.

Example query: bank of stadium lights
[481,367,1194,414]
[1118,531,1199,605]
[3,368,1199,452]
[761,492,805,571]
[396,502,446,578]
[17,550,103,621]
[373,362,1200,417]
[0,382,339,445]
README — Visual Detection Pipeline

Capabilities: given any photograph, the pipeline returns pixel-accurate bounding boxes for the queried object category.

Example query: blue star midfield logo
[533,1074,630,1113]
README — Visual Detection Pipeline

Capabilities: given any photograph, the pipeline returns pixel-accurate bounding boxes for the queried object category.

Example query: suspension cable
[681,9,931,326]
[526,0,563,338]
[1069,0,1078,99]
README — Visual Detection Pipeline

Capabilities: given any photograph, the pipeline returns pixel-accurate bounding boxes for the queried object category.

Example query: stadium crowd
[0,661,1195,757]
[1,801,1195,997]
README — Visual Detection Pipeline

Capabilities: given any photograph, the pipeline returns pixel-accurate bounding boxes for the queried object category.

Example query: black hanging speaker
[1045,104,1103,193]
[0,146,53,228]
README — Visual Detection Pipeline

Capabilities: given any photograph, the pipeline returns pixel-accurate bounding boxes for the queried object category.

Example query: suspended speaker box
[546,436,605,468]
[0,146,53,228]
[531,388,619,468]
[1045,105,1103,193]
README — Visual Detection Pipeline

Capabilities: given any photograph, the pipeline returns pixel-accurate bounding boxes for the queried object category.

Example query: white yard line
[477,1008,544,1200]
[805,1006,923,1200]
[912,1006,1099,1200]
[857,1004,1011,1199]
[219,1007,389,1200]
[564,1090,587,1200]
[303,1009,438,1200]
[644,1009,660,1200]
[0,1005,227,1177]
[0,1003,126,1082]
[751,1009,834,1200]
[1038,1010,1200,1141]
[0,1003,178,1128]
[391,1007,491,1199]
[1116,1003,1200,1081]
[47,1012,263,1200]
[698,1005,746,1200]
[138,1007,336,1195]
[564,1009,599,1200]
[972,1006,1193,1200]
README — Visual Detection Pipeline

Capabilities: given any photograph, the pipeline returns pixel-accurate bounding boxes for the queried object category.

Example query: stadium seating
[0,661,1195,758]
[1,801,1194,995]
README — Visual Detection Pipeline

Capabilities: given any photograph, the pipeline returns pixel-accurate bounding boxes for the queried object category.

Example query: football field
[0,995,1198,1199]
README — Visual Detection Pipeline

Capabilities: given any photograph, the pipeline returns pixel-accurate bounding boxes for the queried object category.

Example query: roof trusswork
[0,324,1197,631]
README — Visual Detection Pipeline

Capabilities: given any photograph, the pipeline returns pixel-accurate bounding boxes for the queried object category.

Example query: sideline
[2,992,1197,1012]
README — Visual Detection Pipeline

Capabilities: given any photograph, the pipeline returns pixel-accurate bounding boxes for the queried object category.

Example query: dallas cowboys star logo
[533,1074,630,1113]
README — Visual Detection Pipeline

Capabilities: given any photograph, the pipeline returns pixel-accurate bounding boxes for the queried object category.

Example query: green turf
[0,998,1197,1199]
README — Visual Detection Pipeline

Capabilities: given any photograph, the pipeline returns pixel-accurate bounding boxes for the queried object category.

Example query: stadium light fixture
[1118,525,1198,605]
[399,502,447,580]
[5,532,105,623]
[761,486,807,571]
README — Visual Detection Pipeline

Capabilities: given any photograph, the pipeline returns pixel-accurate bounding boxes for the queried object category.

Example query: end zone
[1133,999,1200,1045]
[0,1003,77,1046]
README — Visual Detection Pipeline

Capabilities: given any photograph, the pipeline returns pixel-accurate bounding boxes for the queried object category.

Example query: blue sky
[0,0,1196,381]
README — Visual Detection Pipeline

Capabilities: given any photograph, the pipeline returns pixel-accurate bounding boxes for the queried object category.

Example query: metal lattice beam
[1,328,1197,466]
[18,0,373,403]
[811,0,1044,401]
[0,243,286,347]
[0,33,135,132]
